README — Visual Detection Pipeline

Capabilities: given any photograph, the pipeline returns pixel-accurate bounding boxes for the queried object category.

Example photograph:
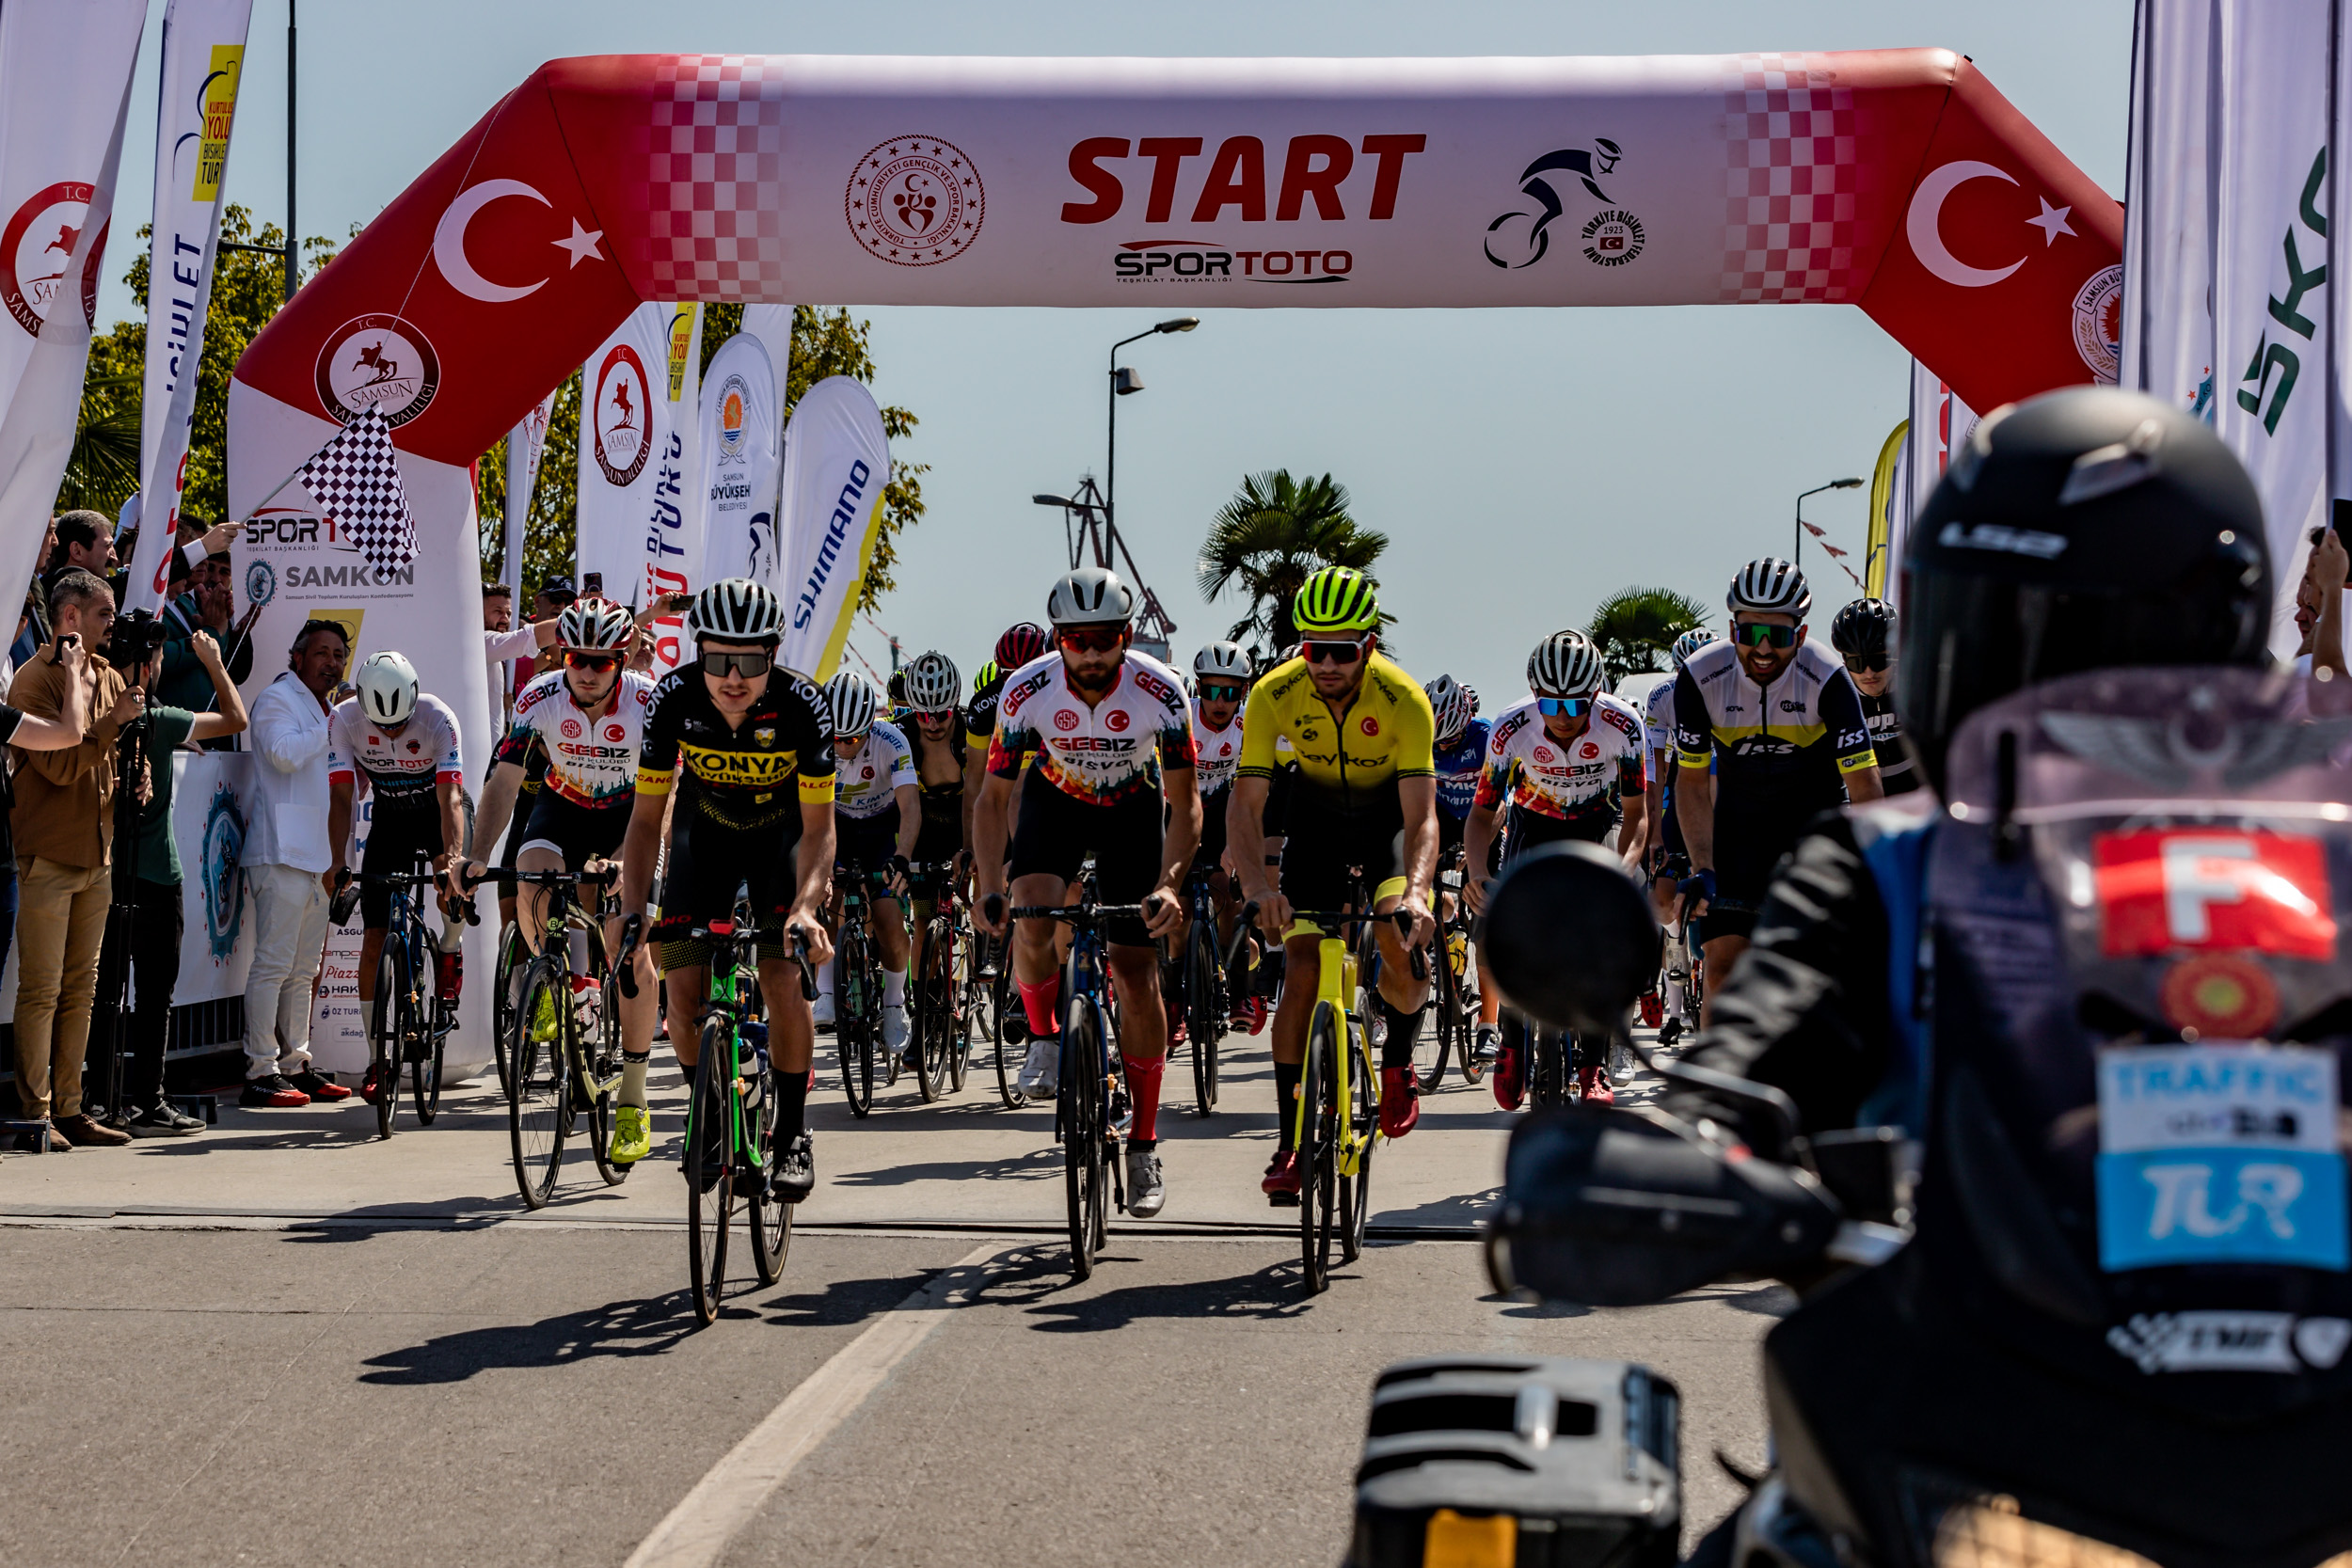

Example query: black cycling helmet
[1830,597,1896,661]
[1899,387,2270,795]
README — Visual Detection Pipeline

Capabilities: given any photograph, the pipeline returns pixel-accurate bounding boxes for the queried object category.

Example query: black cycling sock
[1274,1059,1302,1151]
[1379,997,1422,1071]
[774,1065,810,1143]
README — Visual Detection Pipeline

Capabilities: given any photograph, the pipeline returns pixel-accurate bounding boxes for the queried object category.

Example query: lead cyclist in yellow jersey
[1227,567,1439,1202]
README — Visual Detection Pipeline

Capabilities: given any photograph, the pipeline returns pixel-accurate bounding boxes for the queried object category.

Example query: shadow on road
[969,1246,1327,1327]
[358,1295,699,1382]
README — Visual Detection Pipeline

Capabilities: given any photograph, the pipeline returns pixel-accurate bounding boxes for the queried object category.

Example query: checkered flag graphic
[298,404,416,574]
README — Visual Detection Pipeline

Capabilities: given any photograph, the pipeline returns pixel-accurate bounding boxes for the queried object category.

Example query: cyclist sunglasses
[1731,621,1800,649]
[1057,626,1125,653]
[699,649,771,677]
[1536,696,1591,718]
[564,651,620,673]
[1198,680,1247,702]
[1843,654,1889,674]
[1301,637,1369,665]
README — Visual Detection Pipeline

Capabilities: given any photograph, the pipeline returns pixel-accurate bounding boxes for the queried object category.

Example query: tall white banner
[694,333,783,590]
[501,391,553,603]
[124,0,255,612]
[1901,357,1977,526]
[573,300,670,603]
[0,0,147,610]
[774,375,889,683]
[639,303,702,673]
[2122,0,2218,415]
[2212,0,2333,654]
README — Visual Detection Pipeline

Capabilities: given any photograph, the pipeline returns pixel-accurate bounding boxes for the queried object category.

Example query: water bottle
[1445,931,1469,977]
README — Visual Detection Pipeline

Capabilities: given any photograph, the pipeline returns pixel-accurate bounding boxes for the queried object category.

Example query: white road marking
[623,1241,1003,1568]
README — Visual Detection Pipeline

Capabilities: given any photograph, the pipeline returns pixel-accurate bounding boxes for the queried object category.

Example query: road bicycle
[490,918,526,1099]
[494,867,631,1209]
[351,854,469,1141]
[1415,845,1478,1092]
[833,863,897,1117]
[984,927,1026,1108]
[907,860,975,1101]
[683,881,817,1327]
[1160,862,1227,1117]
[1005,884,1151,1280]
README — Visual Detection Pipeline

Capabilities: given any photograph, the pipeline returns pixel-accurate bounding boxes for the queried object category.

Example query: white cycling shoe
[1124,1148,1167,1217]
[882,1003,909,1052]
[812,991,836,1027]
[1016,1035,1060,1100]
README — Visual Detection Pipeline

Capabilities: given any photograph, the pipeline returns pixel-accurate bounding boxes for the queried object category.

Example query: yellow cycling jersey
[1238,650,1435,815]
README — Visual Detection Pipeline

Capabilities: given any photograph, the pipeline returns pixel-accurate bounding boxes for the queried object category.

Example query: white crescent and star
[433,179,605,303]
[1905,162,2079,290]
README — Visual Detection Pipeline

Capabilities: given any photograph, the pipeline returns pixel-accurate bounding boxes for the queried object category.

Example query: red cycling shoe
[358,1064,386,1105]
[1228,995,1269,1036]
[1638,990,1664,1029]
[1492,1042,1526,1112]
[1261,1150,1302,1205]
[1577,1064,1614,1106]
[1378,1067,1420,1139]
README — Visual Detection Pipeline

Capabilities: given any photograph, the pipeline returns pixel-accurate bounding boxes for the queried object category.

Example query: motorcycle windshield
[1940,666,2352,1276]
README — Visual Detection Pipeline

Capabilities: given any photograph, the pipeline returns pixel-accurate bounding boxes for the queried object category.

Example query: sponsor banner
[501,390,554,604]
[0,0,146,613]
[638,302,703,673]
[2211,0,2333,657]
[2121,0,2217,415]
[1901,359,1977,536]
[694,332,784,593]
[125,0,256,613]
[1865,418,1907,601]
[773,375,888,682]
[229,51,2121,489]
[573,300,669,603]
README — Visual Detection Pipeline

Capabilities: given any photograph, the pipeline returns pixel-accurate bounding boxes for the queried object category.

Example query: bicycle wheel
[946,919,975,1093]
[1299,1002,1341,1294]
[1534,1027,1567,1109]
[991,950,1025,1109]
[1412,937,1451,1092]
[1342,1020,1376,1264]
[507,958,571,1210]
[916,920,954,1102]
[585,975,628,1187]
[686,1020,735,1326]
[1061,997,1105,1279]
[371,940,405,1141]
[838,927,875,1117]
[491,921,525,1098]
[747,1055,791,1286]
[408,938,445,1125]
[1184,920,1221,1117]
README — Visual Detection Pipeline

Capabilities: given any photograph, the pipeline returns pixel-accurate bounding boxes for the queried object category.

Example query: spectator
[10,517,59,671]
[239,619,350,1108]
[7,570,138,1149]
[47,509,241,605]
[155,552,259,729]
[482,582,558,729]
[91,624,269,1135]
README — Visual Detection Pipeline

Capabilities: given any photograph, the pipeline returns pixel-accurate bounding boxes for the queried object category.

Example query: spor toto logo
[315,312,440,427]
[2,181,103,338]
[847,136,985,266]
[591,341,654,487]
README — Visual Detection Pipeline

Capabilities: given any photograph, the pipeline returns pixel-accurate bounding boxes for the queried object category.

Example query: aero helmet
[1046,566,1135,627]
[356,651,420,725]
[1193,641,1251,681]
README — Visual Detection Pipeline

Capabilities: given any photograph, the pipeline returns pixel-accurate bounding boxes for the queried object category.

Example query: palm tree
[57,373,140,516]
[1197,469,1389,657]
[1585,586,1710,686]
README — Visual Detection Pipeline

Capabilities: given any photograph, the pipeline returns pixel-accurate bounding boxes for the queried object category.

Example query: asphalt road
[1,1022,1781,1567]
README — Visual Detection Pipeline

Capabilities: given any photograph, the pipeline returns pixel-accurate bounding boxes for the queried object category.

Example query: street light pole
[1794,476,1865,569]
[1105,316,1199,533]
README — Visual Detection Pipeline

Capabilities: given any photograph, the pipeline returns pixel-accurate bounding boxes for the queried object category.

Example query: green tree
[1196,469,1388,657]
[476,302,927,611]
[1584,585,1710,686]
[57,373,141,515]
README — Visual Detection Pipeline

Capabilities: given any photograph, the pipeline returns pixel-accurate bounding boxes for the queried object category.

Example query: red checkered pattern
[638,55,788,300]
[1719,53,1867,304]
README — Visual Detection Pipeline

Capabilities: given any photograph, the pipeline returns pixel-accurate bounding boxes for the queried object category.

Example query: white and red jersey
[328,692,464,813]
[834,718,917,820]
[1474,692,1647,822]
[988,651,1197,805]
[1190,698,1244,795]
[496,668,656,809]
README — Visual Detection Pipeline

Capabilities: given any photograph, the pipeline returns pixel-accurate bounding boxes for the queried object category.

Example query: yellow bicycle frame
[1289,918,1381,1178]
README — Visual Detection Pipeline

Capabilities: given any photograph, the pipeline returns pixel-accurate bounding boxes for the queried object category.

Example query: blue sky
[98,0,2132,702]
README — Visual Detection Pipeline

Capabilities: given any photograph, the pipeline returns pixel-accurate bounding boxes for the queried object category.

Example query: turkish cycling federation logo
[3,182,103,337]
[1486,139,1632,270]
[847,136,985,266]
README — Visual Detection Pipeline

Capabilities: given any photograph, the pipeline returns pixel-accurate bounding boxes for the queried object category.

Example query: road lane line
[623,1241,1004,1568]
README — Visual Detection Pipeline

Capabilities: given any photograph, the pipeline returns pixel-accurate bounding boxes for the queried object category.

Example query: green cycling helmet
[1292,565,1381,635]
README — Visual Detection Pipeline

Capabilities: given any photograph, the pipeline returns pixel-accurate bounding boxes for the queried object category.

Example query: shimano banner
[124,0,256,612]
[773,375,888,682]
[693,332,783,594]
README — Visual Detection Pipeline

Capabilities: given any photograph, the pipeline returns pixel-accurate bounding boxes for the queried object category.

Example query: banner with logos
[2209,0,2333,654]
[574,300,672,604]
[1900,360,1977,546]
[1864,420,1908,601]
[0,0,146,614]
[2121,0,2217,416]
[124,0,256,613]
[639,302,702,673]
[501,390,554,603]
[694,332,784,592]
[774,374,889,682]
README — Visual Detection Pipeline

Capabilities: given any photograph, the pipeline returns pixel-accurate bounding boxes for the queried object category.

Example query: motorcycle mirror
[1477,842,1659,1037]
[1487,1107,1842,1307]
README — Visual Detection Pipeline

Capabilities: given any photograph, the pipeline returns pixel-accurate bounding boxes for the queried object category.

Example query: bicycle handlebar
[789,927,818,1000]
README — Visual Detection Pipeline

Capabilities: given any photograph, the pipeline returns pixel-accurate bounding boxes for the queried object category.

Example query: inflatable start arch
[230,48,2120,521]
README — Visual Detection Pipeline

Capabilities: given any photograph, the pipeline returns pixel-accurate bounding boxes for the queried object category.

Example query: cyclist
[325,652,468,1106]
[961,623,1048,851]
[1188,640,1265,1031]
[1465,629,1648,1107]
[620,578,835,1201]
[1644,627,1714,1037]
[818,670,917,1061]
[975,568,1199,1219]
[1673,558,1881,1027]
[899,650,972,986]
[1229,565,1438,1200]
[1426,673,1500,1068]
[462,598,662,1164]
[1829,597,1919,796]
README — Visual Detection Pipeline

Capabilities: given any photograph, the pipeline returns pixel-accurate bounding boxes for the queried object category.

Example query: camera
[105,607,173,671]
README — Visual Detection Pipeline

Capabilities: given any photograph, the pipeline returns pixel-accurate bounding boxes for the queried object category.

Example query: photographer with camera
[88,612,251,1136]
[5,570,144,1149]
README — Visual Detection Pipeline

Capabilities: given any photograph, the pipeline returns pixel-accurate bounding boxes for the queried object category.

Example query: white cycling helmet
[1670,627,1717,672]
[1192,641,1251,681]
[903,650,961,712]
[1046,565,1135,626]
[1424,673,1472,744]
[1728,556,1811,619]
[356,651,420,725]
[556,596,634,652]
[825,670,882,738]
[1527,631,1605,700]
[688,577,783,644]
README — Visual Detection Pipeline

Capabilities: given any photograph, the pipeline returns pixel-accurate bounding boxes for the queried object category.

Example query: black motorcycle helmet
[1829,597,1896,662]
[1899,387,2270,794]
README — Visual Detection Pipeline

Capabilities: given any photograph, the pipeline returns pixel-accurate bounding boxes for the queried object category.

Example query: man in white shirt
[238,619,351,1107]
[483,584,558,729]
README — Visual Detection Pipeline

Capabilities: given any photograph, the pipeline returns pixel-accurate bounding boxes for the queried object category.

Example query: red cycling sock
[1019,975,1061,1037]
[1122,1053,1166,1144]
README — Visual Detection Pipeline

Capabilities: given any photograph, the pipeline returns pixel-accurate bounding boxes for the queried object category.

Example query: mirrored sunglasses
[1731,621,1799,649]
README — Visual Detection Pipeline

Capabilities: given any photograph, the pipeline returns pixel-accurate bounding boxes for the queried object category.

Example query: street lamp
[1107,316,1200,531]
[1794,476,1865,569]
